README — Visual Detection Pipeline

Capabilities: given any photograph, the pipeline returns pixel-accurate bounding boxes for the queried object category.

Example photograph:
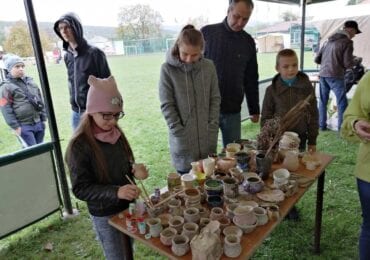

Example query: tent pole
[23,0,74,215]
[300,0,307,70]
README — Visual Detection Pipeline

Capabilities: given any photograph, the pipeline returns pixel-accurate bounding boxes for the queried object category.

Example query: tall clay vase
[255,152,272,180]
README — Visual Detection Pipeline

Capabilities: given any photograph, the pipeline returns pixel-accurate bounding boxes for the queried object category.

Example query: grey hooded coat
[159,52,221,172]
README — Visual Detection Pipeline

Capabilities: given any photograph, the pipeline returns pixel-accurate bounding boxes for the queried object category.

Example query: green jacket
[341,72,370,183]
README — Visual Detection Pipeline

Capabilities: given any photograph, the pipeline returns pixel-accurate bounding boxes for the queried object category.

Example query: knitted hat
[86,75,123,114]
[3,54,24,72]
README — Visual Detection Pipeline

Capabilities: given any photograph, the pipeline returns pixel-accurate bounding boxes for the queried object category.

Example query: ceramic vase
[224,235,242,258]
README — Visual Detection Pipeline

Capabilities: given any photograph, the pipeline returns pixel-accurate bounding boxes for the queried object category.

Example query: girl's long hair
[65,113,134,183]
[171,24,204,58]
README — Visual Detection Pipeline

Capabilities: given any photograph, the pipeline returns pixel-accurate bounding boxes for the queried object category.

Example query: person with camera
[0,54,47,147]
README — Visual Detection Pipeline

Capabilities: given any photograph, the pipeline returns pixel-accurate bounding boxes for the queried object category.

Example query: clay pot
[160,227,177,246]
[282,150,299,171]
[183,207,200,224]
[169,216,185,234]
[253,207,268,226]
[224,235,242,258]
[146,218,162,238]
[216,157,237,173]
[209,207,224,221]
[233,205,256,226]
[242,176,264,194]
[223,177,239,198]
[171,234,190,256]
[181,222,199,241]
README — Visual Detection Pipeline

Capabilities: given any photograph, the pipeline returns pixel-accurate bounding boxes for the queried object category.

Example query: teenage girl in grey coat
[159,25,221,174]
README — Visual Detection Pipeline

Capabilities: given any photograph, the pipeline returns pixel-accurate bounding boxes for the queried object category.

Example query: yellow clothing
[341,72,370,182]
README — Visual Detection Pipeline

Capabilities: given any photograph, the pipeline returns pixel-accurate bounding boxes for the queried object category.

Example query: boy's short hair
[276,49,297,66]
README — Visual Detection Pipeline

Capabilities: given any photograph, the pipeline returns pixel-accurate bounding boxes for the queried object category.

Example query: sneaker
[285,206,300,221]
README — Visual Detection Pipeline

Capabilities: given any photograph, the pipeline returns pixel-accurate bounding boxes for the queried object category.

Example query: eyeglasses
[100,112,125,120]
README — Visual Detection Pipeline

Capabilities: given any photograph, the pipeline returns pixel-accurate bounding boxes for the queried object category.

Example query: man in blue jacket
[54,13,111,130]
[201,0,259,147]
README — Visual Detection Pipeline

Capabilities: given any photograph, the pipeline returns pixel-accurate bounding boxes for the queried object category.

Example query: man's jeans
[318,77,348,131]
[357,178,370,260]
[219,112,241,148]
[72,111,82,131]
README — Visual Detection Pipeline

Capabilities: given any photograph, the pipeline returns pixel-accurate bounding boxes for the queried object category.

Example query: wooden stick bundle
[152,189,185,208]
[125,175,154,209]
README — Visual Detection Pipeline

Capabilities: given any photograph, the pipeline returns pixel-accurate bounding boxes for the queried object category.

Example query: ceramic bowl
[272,168,290,185]
[207,195,224,208]
[233,217,258,234]
[204,179,223,191]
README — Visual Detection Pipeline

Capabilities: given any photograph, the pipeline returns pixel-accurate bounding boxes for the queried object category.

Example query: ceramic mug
[167,172,181,192]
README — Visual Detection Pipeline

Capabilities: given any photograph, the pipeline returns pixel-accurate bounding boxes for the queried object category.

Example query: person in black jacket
[65,75,148,260]
[201,0,259,148]
[54,13,111,130]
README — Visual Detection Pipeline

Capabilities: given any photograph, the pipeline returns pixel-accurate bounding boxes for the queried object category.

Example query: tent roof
[257,0,335,5]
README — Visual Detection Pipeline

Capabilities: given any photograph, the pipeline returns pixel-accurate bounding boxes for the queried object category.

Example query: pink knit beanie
[86,75,123,114]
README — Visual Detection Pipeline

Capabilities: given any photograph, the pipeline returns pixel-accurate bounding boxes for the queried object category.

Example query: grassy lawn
[0,52,360,259]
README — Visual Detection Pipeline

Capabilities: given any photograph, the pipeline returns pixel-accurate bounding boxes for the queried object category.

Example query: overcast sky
[1,0,348,27]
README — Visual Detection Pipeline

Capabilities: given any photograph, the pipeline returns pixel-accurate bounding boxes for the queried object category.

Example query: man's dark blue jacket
[201,18,259,115]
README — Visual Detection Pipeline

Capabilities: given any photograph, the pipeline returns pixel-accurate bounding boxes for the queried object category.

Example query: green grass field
[0,52,360,259]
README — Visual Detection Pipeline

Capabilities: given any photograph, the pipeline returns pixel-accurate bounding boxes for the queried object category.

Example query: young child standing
[65,75,148,259]
[261,49,319,220]
[0,54,47,147]
[159,24,221,174]
[261,49,319,152]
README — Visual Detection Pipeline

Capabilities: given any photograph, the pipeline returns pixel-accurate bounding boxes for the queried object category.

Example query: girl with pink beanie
[65,75,148,259]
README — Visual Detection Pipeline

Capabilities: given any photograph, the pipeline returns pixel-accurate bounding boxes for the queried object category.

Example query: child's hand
[117,184,140,201]
[307,145,316,153]
[14,127,21,135]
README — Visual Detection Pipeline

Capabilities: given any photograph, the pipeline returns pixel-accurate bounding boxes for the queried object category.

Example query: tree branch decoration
[265,94,313,157]
[257,117,280,151]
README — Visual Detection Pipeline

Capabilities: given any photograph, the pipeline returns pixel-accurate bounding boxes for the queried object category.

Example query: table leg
[314,171,325,254]
[122,233,134,260]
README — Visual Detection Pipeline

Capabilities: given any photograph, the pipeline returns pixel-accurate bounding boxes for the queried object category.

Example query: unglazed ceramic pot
[171,234,190,256]
[181,222,199,241]
[224,235,242,258]
[160,227,177,246]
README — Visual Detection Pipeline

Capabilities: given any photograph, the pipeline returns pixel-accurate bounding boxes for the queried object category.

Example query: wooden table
[109,152,334,259]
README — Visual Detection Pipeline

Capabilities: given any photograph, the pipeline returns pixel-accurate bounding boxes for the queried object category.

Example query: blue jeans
[357,178,370,260]
[20,121,45,146]
[219,112,241,148]
[318,77,348,131]
[72,111,82,130]
[91,214,133,260]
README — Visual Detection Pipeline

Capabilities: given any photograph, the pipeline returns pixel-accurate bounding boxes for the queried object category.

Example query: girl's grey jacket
[159,51,221,172]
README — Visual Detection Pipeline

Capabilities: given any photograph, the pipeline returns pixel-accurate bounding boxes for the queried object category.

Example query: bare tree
[187,16,209,29]
[280,10,299,22]
[117,4,163,40]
